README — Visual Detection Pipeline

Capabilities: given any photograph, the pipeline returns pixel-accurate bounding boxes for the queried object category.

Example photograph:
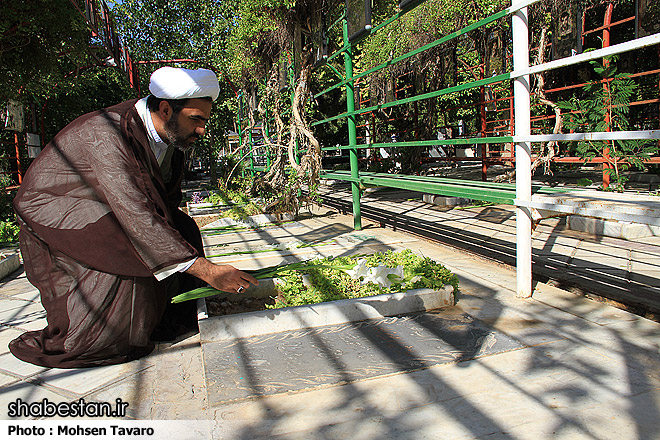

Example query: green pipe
[248,118,255,178]
[330,170,516,189]
[321,0,429,81]
[343,17,362,231]
[322,136,515,151]
[319,170,570,203]
[324,62,345,82]
[322,170,570,194]
[328,11,347,32]
[312,72,511,127]
[358,175,515,204]
[325,43,351,65]
[315,5,509,100]
[319,171,361,183]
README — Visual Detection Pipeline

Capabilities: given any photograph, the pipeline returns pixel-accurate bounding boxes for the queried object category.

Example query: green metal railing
[309,0,531,230]
[238,0,568,230]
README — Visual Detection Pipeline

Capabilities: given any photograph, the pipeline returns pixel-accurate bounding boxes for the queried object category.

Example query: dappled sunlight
[179,203,660,438]
[1,194,658,436]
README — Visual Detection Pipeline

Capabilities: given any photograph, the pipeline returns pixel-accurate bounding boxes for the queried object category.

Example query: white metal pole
[512,3,533,298]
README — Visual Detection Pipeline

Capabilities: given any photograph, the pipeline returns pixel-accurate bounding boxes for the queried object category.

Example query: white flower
[347,259,370,280]
[390,265,404,282]
[347,261,406,289]
[360,268,376,285]
[364,264,404,288]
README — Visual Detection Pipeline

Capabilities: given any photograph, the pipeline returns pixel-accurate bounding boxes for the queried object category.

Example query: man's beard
[164,115,196,152]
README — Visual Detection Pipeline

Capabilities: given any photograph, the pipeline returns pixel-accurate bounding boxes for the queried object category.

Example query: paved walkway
[0,200,659,439]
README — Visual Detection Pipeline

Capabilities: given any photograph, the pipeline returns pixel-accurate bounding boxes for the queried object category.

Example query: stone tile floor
[0,206,658,439]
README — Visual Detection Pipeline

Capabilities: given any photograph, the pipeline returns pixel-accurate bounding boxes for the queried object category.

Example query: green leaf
[171,287,226,304]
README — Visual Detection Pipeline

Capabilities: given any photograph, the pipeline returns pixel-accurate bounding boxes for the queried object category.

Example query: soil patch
[193,214,222,229]
[206,295,276,316]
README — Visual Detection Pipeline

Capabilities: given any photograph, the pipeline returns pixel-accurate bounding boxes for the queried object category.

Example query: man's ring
[237,286,245,294]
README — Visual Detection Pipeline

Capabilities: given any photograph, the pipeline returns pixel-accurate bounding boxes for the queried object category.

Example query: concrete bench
[514,190,660,227]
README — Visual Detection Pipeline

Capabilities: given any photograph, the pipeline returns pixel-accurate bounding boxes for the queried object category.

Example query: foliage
[225,0,293,87]
[225,0,535,203]
[0,163,18,244]
[0,165,16,220]
[41,67,135,141]
[308,65,348,151]
[222,2,337,217]
[111,0,232,70]
[272,249,459,308]
[362,0,507,74]
[0,221,20,244]
[215,154,244,186]
[455,200,495,209]
[353,0,510,173]
[225,0,326,88]
[557,58,657,191]
[0,0,90,103]
[0,1,135,183]
[256,165,321,215]
[224,201,263,220]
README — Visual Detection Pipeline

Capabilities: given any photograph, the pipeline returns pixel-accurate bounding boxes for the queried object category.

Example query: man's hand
[186,257,258,293]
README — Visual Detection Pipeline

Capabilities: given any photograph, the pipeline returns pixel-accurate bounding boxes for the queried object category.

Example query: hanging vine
[258,66,287,192]
[531,26,562,176]
[254,59,322,215]
[225,1,327,215]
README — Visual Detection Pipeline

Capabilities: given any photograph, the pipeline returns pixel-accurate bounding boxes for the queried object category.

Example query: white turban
[149,67,220,101]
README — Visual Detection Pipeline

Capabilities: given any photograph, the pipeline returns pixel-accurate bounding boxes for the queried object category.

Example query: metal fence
[240,0,660,297]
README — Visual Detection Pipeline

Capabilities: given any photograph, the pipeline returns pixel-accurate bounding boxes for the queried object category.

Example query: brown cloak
[10,99,202,368]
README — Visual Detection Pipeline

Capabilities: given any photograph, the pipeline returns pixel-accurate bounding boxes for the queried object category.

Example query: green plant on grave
[225,201,263,221]
[205,177,252,206]
[271,249,459,309]
[557,57,657,191]
[455,200,495,210]
[172,249,459,307]
[0,220,19,244]
[0,159,19,244]
[204,174,263,220]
